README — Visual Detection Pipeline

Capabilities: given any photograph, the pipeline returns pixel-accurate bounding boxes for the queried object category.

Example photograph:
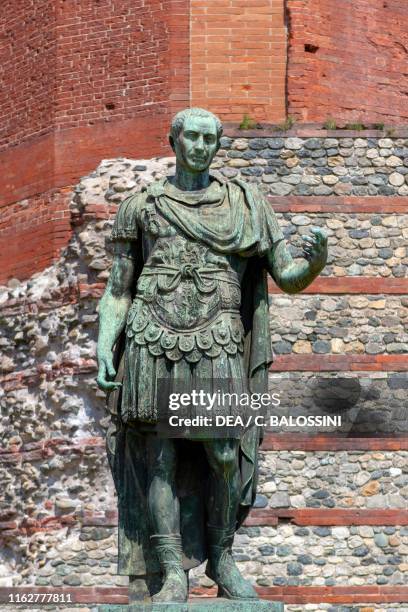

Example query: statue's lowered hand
[96,350,122,392]
[301,227,328,274]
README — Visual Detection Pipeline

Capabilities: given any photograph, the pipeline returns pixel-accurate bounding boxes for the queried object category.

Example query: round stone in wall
[285,137,303,150]
[386,155,403,167]
[389,172,404,186]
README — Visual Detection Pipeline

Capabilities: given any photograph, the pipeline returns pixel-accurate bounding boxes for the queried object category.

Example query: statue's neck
[173,164,210,191]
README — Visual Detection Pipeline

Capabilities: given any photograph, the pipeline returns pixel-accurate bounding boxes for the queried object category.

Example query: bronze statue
[96,108,327,604]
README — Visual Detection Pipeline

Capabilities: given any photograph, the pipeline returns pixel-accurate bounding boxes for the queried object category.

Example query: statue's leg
[145,435,188,603]
[203,438,258,600]
[203,438,241,526]
[146,435,179,533]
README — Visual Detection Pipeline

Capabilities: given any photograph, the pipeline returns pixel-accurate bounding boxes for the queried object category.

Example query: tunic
[110,176,283,429]
[106,174,284,575]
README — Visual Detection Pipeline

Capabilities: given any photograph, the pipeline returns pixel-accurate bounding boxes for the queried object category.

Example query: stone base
[99,599,284,612]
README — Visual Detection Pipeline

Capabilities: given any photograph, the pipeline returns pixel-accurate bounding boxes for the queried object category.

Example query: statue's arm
[96,241,135,391]
[265,228,327,294]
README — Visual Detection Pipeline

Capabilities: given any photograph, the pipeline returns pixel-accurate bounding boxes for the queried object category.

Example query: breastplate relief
[127,233,245,362]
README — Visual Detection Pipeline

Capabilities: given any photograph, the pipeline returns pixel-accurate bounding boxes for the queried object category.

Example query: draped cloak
[105,176,284,578]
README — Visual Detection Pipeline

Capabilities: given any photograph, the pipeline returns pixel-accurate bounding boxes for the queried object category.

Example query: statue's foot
[152,568,188,603]
[206,554,258,600]
[150,533,188,603]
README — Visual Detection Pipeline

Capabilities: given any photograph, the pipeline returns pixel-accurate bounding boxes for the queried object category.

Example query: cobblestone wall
[0,444,406,588]
[278,213,407,278]
[270,295,407,355]
[203,524,408,587]
[215,137,408,197]
[267,373,407,435]
[257,451,407,510]
[3,520,407,591]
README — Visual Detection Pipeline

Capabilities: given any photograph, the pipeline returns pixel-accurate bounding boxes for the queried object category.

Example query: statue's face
[173,116,219,173]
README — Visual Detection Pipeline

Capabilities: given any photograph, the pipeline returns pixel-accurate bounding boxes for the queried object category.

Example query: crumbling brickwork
[0,189,72,284]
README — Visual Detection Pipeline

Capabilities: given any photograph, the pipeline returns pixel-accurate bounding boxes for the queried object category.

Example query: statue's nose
[195,135,205,150]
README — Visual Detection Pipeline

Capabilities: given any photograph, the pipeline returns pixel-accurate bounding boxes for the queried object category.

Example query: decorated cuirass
[125,194,247,363]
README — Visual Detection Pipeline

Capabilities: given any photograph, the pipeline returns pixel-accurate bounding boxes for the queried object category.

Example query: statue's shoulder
[144,177,167,199]
[228,176,262,202]
[212,174,246,196]
[116,191,144,218]
[117,176,166,207]
[111,189,149,241]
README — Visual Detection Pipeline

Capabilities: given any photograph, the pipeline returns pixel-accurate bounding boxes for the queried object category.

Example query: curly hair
[170,107,223,141]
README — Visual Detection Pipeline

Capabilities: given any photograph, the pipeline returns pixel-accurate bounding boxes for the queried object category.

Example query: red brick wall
[191,0,287,123]
[287,0,408,124]
[0,0,190,283]
[0,0,189,152]
[55,0,177,130]
[0,0,57,152]
[0,189,72,284]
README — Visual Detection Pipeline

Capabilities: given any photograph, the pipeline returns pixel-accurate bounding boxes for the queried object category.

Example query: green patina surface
[96,107,327,604]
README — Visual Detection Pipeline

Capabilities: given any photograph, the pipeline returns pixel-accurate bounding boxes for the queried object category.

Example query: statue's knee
[208,444,238,475]
[151,460,175,479]
[147,439,176,480]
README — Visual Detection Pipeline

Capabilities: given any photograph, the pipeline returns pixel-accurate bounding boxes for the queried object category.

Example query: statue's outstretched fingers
[311,227,327,243]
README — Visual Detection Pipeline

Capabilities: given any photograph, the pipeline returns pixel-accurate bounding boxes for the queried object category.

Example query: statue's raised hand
[301,227,328,274]
[97,348,122,392]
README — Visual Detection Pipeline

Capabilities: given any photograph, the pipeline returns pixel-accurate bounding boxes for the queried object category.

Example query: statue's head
[169,108,223,173]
